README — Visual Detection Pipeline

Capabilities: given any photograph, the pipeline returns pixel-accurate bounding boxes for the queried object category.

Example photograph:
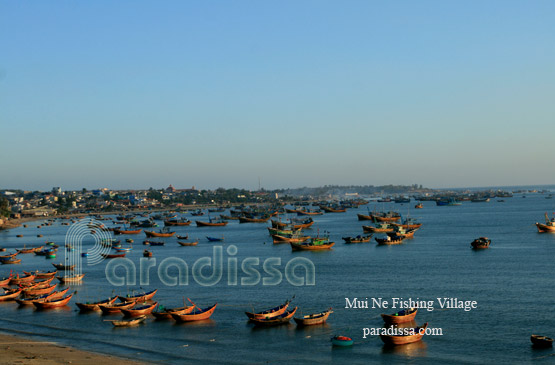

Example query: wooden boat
[272,234,310,244]
[109,315,147,327]
[0,277,10,287]
[164,219,191,226]
[152,305,195,320]
[23,270,57,279]
[415,203,424,209]
[296,209,323,216]
[16,293,52,306]
[9,273,36,285]
[176,234,189,240]
[251,307,297,326]
[144,230,175,238]
[76,296,118,311]
[43,287,70,301]
[471,237,491,249]
[342,235,372,243]
[143,240,165,246]
[23,284,57,297]
[206,236,224,242]
[17,245,44,254]
[195,220,228,227]
[101,253,126,259]
[381,308,418,324]
[292,219,314,230]
[57,273,85,283]
[143,250,153,257]
[320,206,346,213]
[239,216,270,223]
[114,247,132,253]
[331,335,353,347]
[0,252,19,261]
[0,289,22,301]
[121,302,158,317]
[363,223,395,233]
[113,228,142,235]
[271,220,288,229]
[531,334,554,348]
[391,219,423,230]
[376,236,405,245]
[190,210,204,216]
[118,289,157,303]
[294,308,333,326]
[535,213,555,233]
[52,263,75,270]
[99,301,136,314]
[380,322,428,345]
[1,258,22,264]
[290,237,335,251]
[245,299,291,320]
[386,228,416,239]
[177,241,199,246]
[370,212,401,222]
[357,213,374,221]
[171,303,217,322]
[33,293,74,309]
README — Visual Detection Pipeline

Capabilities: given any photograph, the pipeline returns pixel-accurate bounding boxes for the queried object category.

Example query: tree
[0,197,10,217]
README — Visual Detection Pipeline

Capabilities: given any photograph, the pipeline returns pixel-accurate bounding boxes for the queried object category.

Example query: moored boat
[376,236,405,245]
[144,229,175,237]
[331,335,353,347]
[109,315,147,327]
[101,253,126,259]
[535,213,555,233]
[290,237,335,251]
[342,235,372,243]
[206,236,224,242]
[294,308,333,326]
[177,241,199,246]
[99,301,136,314]
[57,273,85,283]
[121,302,158,317]
[113,228,142,235]
[23,270,57,279]
[76,296,118,311]
[52,263,75,270]
[33,292,74,309]
[195,219,228,227]
[0,289,22,302]
[118,289,157,303]
[9,273,36,285]
[380,323,428,345]
[245,299,291,320]
[143,250,153,257]
[381,308,418,324]
[251,307,297,326]
[531,334,554,348]
[152,305,195,320]
[171,303,217,322]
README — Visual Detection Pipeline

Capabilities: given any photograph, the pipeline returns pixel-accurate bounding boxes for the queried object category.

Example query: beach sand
[0,333,142,364]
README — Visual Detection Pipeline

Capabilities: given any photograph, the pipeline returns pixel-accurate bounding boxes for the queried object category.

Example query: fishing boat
[113,228,142,235]
[381,308,418,324]
[195,218,228,227]
[251,307,297,326]
[101,253,126,259]
[171,303,217,322]
[272,234,310,244]
[109,315,147,327]
[239,216,270,223]
[33,292,74,309]
[22,284,57,297]
[16,245,44,254]
[376,236,405,245]
[114,247,132,253]
[290,237,335,251]
[342,235,372,243]
[245,299,291,320]
[471,197,490,203]
[531,335,554,348]
[144,229,175,238]
[121,302,158,317]
[357,213,374,221]
[206,236,224,242]
[436,198,461,206]
[320,206,347,213]
[271,220,288,229]
[99,301,136,314]
[143,240,165,246]
[57,273,85,283]
[331,335,353,347]
[0,277,10,287]
[292,218,314,230]
[362,223,395,233]
[42,287,70,301]
[190,210,205,216]
[386,228,416,239]
[415,203,424,209]
[0,289,22,302]
[471,237,491,249]
[391,218,422,230]
[9,273,36,285]
[294,308,333,326]
[23,270,57,279]
[16,293,53,306]
[164,219,191,226]
[380,323,428,345]
[76,296,118,311]
[143,250,153,257]
[177,241,199,246]
[1,258,21,264]
[152,305,195,320]
[296,209,323,216]
[369,211,401,222]
[176,235,189,240]
[0,252,19,262]
[535,213,555,233]
[52,263,75,270]
[118,289,158,303]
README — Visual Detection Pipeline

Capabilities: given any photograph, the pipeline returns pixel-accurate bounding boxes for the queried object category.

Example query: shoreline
[0,331,144,364]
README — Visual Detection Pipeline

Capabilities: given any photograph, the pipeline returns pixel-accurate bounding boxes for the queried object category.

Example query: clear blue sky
[1,1,554,191]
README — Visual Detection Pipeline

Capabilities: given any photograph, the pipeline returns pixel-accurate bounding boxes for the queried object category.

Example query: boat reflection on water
[172,318,216,327]
[294,322,331,333]
[381,321,427,358]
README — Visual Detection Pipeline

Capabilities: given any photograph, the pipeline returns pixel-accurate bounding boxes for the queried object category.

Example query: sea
[1,191,554,364]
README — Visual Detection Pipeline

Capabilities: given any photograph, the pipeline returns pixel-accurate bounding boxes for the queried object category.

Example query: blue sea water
[1,192,554,364]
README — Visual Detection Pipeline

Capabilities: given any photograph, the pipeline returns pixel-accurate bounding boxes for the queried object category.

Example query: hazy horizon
[2,1,554,191]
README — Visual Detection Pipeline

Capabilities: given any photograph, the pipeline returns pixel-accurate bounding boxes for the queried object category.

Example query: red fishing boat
[121,302,158,317]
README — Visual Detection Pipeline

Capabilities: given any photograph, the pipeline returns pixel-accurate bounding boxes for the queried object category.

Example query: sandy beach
[0,332,142,364]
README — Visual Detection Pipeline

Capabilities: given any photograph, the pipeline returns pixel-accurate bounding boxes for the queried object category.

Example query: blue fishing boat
[206,236,224,242]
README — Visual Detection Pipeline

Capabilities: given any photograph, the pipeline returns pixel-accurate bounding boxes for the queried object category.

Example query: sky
[1,1,554,191]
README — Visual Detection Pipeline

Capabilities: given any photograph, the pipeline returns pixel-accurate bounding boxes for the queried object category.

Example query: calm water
[1,193,555,364]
